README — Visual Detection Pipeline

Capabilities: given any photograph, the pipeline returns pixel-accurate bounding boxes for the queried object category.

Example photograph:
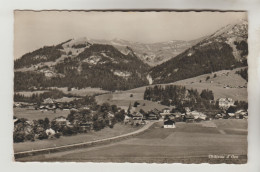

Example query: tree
[227,106,236,113]
[200,89,214,100]
[127,103,132,114]
[115,110,125,122]
[133,101,140,107]
[13,132,26,143]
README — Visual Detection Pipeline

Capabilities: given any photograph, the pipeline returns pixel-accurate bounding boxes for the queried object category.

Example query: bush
[25,133,35,141]
[54,132,61,138]
[62,126,77,136]
[206,76,210,81]
[130,94,133,97]
[38,131,48,140]
[13,132,25,143]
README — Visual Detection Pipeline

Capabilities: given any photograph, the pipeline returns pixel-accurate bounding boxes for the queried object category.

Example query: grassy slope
[95,92,170,112]
[99,67,247,105]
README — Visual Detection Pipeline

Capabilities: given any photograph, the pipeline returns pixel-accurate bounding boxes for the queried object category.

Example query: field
[13,108,70,121]
[15,87,109,97]
[16,119,248,163]
[50,87,109,96]
[14,123,142,153]
[96,93,170,112]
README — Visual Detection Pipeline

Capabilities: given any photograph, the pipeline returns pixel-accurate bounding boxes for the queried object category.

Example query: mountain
[70,37,203,66]
[149,20,248,84]
[14,21,248,92]
[14,42,150,91]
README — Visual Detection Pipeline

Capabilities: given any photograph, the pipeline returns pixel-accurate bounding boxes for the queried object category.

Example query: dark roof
[164,119,175,125]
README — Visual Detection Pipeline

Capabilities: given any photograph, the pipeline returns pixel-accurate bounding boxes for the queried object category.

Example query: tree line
[144,85,217,113]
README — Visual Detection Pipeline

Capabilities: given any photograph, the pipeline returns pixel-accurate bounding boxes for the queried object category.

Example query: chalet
[164,119,176,128]
[147,112,158,120]
[218,98,234,109]
[132,112,143,120]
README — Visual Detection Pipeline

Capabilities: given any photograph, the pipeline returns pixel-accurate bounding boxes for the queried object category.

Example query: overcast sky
[14,11,247,59]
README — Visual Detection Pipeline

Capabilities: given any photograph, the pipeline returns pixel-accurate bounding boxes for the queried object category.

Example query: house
[124,115,132,124]
[228,113,235,118]
[132,112,143,120]
[53,116,70,126]
[107,111,115,118]
[164,119,176,128]
[147,112,158,120]
[43,98,56,105]
[160,108,173,119]
[186,111,206,120]
[218,98,234,109]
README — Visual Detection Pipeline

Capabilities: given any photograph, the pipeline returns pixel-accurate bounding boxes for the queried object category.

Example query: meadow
[13,108,70,121]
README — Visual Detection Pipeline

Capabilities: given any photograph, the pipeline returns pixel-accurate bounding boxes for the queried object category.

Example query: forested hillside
[149,21,248,84]
[14,43,150,91]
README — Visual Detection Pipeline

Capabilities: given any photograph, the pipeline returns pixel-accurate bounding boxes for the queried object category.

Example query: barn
[164,119,176,128]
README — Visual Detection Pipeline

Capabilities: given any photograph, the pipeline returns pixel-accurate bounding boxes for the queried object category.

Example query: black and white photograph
[13,10,248,163]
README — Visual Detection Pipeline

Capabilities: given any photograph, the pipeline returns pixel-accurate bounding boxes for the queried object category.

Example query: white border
[0,0,260,172]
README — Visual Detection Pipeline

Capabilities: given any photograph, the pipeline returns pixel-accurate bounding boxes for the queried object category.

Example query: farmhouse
[164,119,176,128]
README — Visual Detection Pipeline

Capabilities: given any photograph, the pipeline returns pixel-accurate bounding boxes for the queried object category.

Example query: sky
[14,11,247,59]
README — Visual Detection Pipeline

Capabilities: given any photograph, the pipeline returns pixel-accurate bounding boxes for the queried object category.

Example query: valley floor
[16,119,247,163]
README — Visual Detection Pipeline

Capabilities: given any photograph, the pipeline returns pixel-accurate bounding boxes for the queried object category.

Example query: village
[13,93,248,143]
